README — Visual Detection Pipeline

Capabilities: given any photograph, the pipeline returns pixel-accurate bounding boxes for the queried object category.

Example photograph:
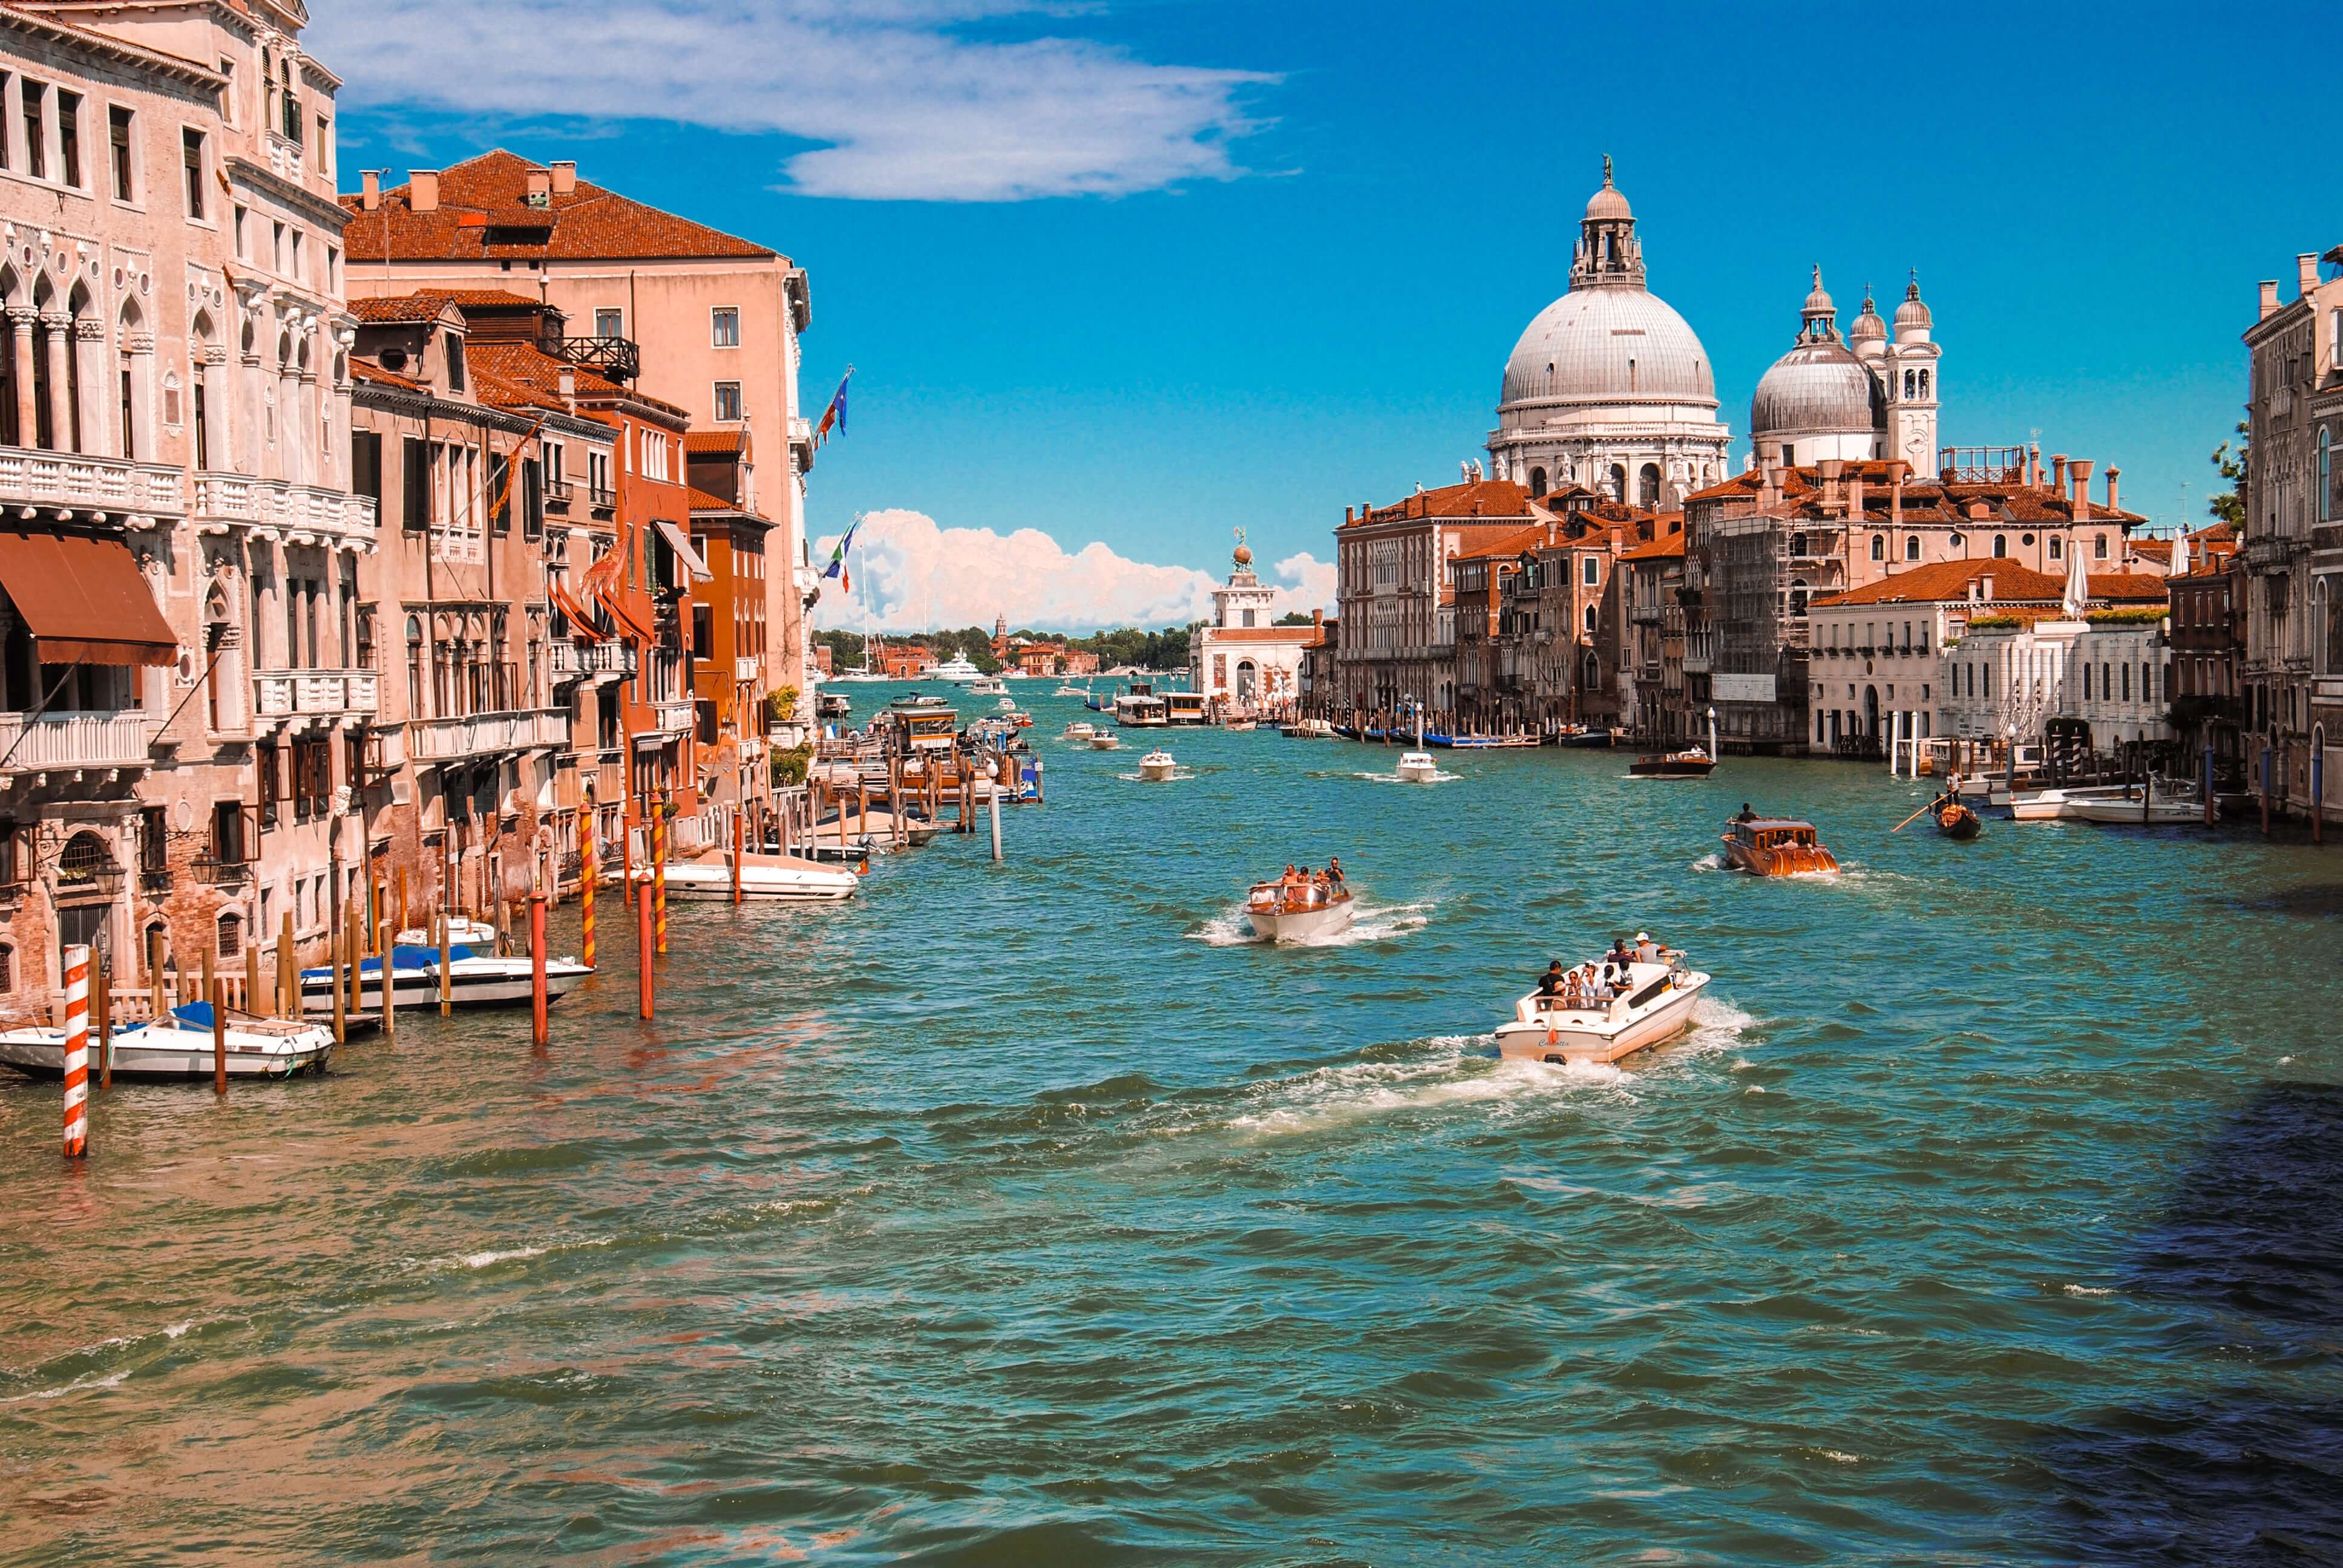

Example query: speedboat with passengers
[300,941,592,1011]
[1720,815,1838,875]
[0,1002,336,1081]
[1244,875,1354,942]
[1397,751,1440,783]
[1139,748,1178,781]
[1493,939,1711,1066]
[1630,746,1715,778]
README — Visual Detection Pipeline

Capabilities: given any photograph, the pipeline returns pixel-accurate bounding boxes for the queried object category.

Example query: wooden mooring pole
[205,946,224,1097]
[96,958,112,1094]
[637,880,655,1021]
[529,892,549,1048]
[377,920,398,1042]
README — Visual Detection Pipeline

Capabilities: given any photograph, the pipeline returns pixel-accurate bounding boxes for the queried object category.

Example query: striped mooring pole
[652,797,668,957]
[580,800,597,972]
[62,944,90,1159]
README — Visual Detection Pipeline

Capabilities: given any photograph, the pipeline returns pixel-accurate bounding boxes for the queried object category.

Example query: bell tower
[1883,270,1942,479]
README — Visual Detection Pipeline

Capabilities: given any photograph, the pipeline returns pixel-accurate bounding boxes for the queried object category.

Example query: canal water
[5,685,2340,1565]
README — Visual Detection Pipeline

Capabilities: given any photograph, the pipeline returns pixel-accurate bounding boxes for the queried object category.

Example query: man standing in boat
[1538,961,1566,1001]
[1326,857,1346,892]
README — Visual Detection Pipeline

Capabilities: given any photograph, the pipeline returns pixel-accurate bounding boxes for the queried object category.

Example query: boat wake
[1118,766,1202,783]
[1355,769,1461,785]
[1224,1037,1634,1135]
[1186,899,1433,948]
[1691,851,1729,872]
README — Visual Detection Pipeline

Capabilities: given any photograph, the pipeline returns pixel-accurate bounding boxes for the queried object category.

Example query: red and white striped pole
[580,800,597,972]
[62,944,90,1159]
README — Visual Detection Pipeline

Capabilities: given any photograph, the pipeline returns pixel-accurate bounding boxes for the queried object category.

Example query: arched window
[2094,534,2108,560]
[217,910,243,959]
[1905,535,1921,562]
[1904,370,1916,397]
[2048,535,2063,561]
[1583,603,1597,632]
[1870,534,1885,561]
[2321,428,2332,524]
[1528,466,1546,498]
[1790,578,1809,616]
[1789,532,1807,558]
[1918,370,1930,400]
[1582,650,1599,689]
[405,613,425,717]
[1639,463,1661,507]
[1993,535,2008,559]
[1607,463,1626,501]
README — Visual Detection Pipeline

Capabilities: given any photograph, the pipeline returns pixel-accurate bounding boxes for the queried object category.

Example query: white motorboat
[971,676,1009,696]
[2007,785,2129,822]
[1281,718,1334,739]
[1397,751,1440,783]
[997,694,1016,710]
[0,1003,335,1082]
[300,942,592,1011]
[1055,681,1090,698]
[656,853,859,901]
[932,655,983,684]
[1244,879,1354,942]
[1139,749,1177,781]
[2066,790,2215,826]
[1063,720,1095,740]
[1493,951,1711,1066]
[395,916,499,948]
[1090,732,1121,750]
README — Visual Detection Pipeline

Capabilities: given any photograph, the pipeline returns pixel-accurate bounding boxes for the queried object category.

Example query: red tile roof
[1617,534,1687,561]
[685,429,749,457]
[341,150,779,264]
[1811,558,2168,608]
[1350,479,1538,525]
[349,358,424,390]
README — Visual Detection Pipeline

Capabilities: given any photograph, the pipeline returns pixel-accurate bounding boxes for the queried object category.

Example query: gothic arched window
[1870,534,1885,561]
[1607,463,1625,500]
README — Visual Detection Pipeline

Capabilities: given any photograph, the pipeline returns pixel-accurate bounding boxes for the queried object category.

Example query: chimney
[525,167,551,205]
[2301,253,2321,298]
[1890,462,1904,531]
[361,169,382,211]
[2104,466,2120,514]
[2260,279,2281,320]
[1818,458,1845,514]
[1980,573,1994,601]
[2051,454,2067,495]
[1312,608,1323,627]
[557,363,576,411]
[550,160,578,197]
[1848,470,1864,520]
[2027,442,2041,487]
[2071,459,2093,522]
[409,169,441,213]
[1344,505,1354,524]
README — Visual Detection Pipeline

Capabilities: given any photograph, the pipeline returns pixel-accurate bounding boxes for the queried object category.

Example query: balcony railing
[406,708,571,762]
[547,333,641,385]
[549,641,638,682]
[194,474,378,542]
[651,699,696,736]
[0,447,185,519]
[733,655,761,684]
[254,669,379,722]
[0,710,156,773]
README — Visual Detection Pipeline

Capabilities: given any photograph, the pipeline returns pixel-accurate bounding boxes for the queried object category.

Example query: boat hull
[1397,763,1439,783]
[1936,805,1982,840]
[1495,969,1709,1066]
[1244,897,1354,944]
[1631,757,1715,777]
[299,955,592,1012]
[0,1022,333,1080]
[2066,797,2212,826]
[658,860,859,901]
[1722,841,1839,875]
[1139,762,1176,781]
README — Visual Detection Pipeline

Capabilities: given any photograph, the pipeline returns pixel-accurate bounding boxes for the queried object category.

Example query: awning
[0,531,177,666]
[652,518,713,583]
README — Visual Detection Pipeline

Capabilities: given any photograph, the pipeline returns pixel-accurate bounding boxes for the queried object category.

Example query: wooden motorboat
[1244,879,1354,942]
[659,852,859,901]
[1630,747,1715,778]
[1397,751,1440,783]
[1494,949,1711,1066]
[1935,802,1983,840]
[0,1004,335,1082]
[1138,748,1178,781]
[1721,816,1838,875]
[1222,716,1257,732]
[300,942,592,1011]
[1556,725,1619,748]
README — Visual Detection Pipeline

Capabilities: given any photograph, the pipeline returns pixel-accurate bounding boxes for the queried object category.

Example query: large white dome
[1500,286,1716,410]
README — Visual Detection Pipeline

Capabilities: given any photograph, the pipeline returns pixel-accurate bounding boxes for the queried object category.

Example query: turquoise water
[6,683,2341,1564]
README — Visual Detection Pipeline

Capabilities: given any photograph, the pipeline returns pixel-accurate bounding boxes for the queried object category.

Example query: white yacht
[1139,748,1177,782]
[1397,751,1440,784]
[0,1004,336,1082]
[932,655,983,684]
[301,942,592,1011]
[1244,878,1354,943]
[1063,720,1095,740]
[1493,946,1711,1066]
[2008,785,2129,822]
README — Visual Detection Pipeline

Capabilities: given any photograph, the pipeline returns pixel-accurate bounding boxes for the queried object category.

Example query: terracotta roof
[1451,523,1558,565]
[1351,479,1539,525]
[340,150,780,264]
[350,358,424,391]
[349,295,460,325]
[685,429,748,457]
[1617,534,1687,561]
[1810,558,2168,608]
[461,340,692,424]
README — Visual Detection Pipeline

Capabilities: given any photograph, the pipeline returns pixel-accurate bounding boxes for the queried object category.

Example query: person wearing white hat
[1634,932,1659,963]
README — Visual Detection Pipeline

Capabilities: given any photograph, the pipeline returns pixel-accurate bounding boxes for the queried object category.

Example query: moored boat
[658,853,859,901]
[2008,785,2130,822]
[0,1003,336,1081]
[1244,877,1354,942]
[1493,946,1711,1066]
[1630,746,1715,778]
[1397,751,1440,783]
[300,943,592,1011]
[396,916,498,948]
[1721,815,1838,875]
[1138,748,1178,781]
[1281,718,1334,739]
[2065,789,2215,826]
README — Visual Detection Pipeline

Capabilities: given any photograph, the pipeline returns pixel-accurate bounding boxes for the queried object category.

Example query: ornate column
[41,313,73,456]
[7,309,36,445]
[123,328,156,465]
[73,317,107,458]
[200,343,229,472]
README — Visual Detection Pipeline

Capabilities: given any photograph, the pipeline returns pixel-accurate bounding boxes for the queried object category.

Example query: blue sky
[324,1,2342,627]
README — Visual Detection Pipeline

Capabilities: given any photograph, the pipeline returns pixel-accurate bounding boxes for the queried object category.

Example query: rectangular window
[272,220,285,273]
[108,105,134,200]
[289,230,304,283]
[489,451,512,534]
[351,430,382,503]
[522,456,542,540]
[218,58,235,124]
[0,74,11,171]
[139,806,167,875]
[594,308,623,339]
[56,90,80,187]
[233,204,247,258]
[713,381,742,422]
[182,128,205,218]
[711,307,740,348]
[2120,663,2131,701]
[315,116,330,173]
[255,740,281,828]
[23,80,48,180]
[193,382,208,469]
[401,437,430,529]
[212,799,247,866]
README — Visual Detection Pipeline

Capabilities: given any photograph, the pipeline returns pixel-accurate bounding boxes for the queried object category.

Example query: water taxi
[1089,731,1121,750]
[1244,877,1354,942]
[1139,748,1178,782]
[1493,946,1711,1066]
[1063,720,1095,740]
[1222,716,1257,732]
[1056,680,1092,698]
[300,943,592,1011]
[658,852,859,901]
[1165,692,1209,725]
[0,1003,336,1082]
[1556,724,1617,748]
[1114,682,1170,728]
[1720,815,1838,875]
[1397,751,1440,783]
[1630,746,1715,778]
[971,675,1008,696]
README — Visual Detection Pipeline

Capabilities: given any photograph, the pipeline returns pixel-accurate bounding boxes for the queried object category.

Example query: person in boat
[1326,856,1346,892]
[1635,931,1659,964]
[1735,803,1757,823]
[1606,936,1634,973]
[1537,961,1566,1001]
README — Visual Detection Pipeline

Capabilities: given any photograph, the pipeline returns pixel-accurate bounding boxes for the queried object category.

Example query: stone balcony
[549,641,637,684]
[0,447,185,523]
[0,709,156,776]
[652,699,696,735]
[406,708,571,763]
[254,669,379,727]
[733,655,761,684]
[192,474,378,548]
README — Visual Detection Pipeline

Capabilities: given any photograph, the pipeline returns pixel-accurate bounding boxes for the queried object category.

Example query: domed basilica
[1486,160,1731,509]
[1748,269,1942,478]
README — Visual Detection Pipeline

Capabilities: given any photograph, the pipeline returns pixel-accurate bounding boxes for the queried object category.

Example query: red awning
[0,531,177,666]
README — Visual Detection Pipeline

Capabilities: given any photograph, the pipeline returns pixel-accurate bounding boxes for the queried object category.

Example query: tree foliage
[2209,419,2249,527]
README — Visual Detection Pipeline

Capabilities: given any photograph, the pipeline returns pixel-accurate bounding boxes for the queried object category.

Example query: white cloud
[315,1,1276,202]
[812,510,1331,633]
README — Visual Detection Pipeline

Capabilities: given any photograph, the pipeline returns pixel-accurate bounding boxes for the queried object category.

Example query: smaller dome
[1584,156,1631,221]
[1895,273,1932,330]
[1850,287,1886,342]
[1751,338,1883,442]
[1801,265,1835,319]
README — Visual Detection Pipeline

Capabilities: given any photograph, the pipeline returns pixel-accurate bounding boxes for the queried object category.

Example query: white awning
[652,518,713,583]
